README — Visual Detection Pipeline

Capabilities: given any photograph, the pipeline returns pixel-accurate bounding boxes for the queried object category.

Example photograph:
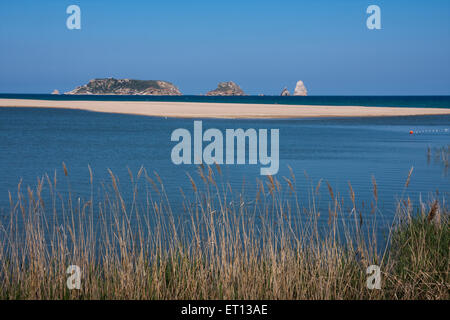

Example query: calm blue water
[0,103,449,236]
[1,94,450,109]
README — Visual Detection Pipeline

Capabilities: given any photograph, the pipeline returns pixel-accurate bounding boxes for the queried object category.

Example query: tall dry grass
[0,164,448,300]
[428,145,449,174]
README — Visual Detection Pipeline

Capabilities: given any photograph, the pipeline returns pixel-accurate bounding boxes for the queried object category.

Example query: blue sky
[0,0,449,95]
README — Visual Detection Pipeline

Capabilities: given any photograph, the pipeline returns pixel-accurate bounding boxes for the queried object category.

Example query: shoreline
[1,98,450,119]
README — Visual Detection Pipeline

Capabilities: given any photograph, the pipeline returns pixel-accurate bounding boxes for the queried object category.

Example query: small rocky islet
[205,81,245,96]
[63,78,307,96]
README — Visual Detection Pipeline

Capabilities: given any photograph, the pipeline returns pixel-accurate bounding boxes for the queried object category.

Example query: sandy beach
[0,98,449,119]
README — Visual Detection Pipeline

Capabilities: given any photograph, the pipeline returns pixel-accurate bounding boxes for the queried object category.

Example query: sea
[0,94,449,239]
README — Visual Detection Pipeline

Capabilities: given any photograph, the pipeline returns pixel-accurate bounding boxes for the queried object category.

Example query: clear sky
[0,0,449,95]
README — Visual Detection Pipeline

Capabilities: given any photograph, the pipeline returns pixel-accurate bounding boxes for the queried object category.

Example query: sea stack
[280,88,290,96]
[65,78,182,95]
[206,81,245,96]
[293,80,307,96]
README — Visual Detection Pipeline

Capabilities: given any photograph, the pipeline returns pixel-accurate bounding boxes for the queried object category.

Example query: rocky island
[280,81,307,96]
[206,81,245,96]
[293,80,307,96]
[65,78,182,95]
[280,88,290,96]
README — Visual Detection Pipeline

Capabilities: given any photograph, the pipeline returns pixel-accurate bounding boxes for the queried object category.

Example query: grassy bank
[0,165,448,300]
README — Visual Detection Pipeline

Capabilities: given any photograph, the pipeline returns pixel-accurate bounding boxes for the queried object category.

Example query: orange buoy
[409,130,414,134]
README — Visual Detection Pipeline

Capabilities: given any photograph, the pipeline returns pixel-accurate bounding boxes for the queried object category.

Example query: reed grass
[428,145,449,174]
[0,164,448,300]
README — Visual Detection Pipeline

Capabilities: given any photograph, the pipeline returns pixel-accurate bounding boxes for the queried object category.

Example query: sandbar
[0,98,449,119]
